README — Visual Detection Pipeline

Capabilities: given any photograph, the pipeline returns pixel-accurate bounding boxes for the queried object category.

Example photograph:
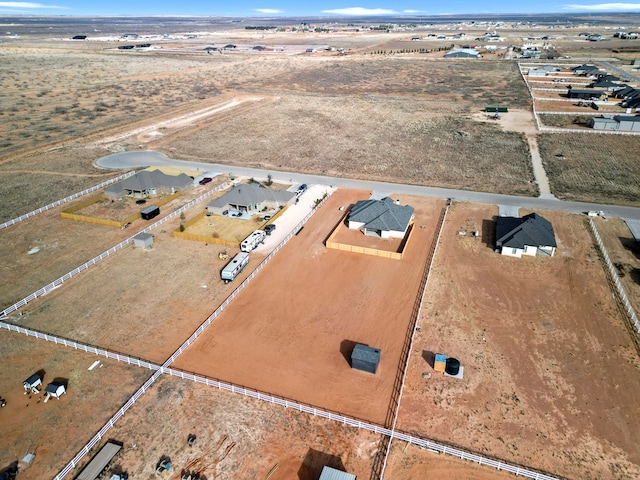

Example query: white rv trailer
[221,252,250,283]
[240,229,266,252]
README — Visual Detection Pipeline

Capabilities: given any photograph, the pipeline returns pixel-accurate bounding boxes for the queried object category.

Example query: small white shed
[23,372,43,393]
[133,232,154,249]
[45,382,66,399]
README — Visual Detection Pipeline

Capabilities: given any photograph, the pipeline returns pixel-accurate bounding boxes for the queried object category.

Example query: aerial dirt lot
[384,440,519,480]
[0,330,151,480]
[72,375,380,480]
[0,180,218,311]
[173,189,445,426]
[9,207,258,364]
[397,202,640,480]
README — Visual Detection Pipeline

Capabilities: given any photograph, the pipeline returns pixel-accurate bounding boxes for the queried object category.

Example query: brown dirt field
[397,202,640,480]
[10,209,255,364]
[173,189,446,426]
[593,216,640,329]
[0,330,151,479]
[384,440,520,480]
[538,132,640,207]
[73,375,379,480]
[535,99,626,114]
[330,212,405,253]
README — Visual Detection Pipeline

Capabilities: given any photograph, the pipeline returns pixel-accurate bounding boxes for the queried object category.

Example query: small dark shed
[141,205,160,220]
[351,344,381,374]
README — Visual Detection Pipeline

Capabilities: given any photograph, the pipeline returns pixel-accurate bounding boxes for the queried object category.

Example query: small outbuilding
[45,382,66,399]
[141,205,160,220]
[351,344,381,374]
[23,372,43,393]
[319,466,357,480]
[133,232,154,249]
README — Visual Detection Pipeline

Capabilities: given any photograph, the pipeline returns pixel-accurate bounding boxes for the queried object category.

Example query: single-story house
[528,65,555,77]
[207,183,296,216]
[347,197,414,239]
[566,88,606,100]
[444,48,480,58]
[104,169,192,200]
[496,213,557,258]
[590,114,640,131]
[45,382,66,399]
[572,64,601,76]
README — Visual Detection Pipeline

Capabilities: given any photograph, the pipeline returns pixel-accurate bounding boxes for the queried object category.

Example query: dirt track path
[474,109,554,198]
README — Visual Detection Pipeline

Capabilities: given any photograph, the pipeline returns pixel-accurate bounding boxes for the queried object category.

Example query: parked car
[262,215,272,221]
[298,183,308,192]
[199,177,212,185]
[264,224,276,235]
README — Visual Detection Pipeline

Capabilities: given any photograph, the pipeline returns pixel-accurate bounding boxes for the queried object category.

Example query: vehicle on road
[199,177,212,185]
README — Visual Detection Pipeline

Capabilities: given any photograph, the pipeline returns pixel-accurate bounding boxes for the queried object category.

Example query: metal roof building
[76,441,122,480]
[319,466,357,480]
[351,344,381,374]
[348,197,414,239]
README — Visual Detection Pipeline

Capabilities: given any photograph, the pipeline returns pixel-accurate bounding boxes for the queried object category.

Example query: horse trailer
[221,252,250,283]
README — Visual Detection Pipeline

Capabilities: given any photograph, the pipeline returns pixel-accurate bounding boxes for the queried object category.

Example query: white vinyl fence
[164,368,559,480]
[0,182,229,319]
[0,171,136,231]
[52,191,333,480]
[589,219,640,333]
[0,321,161,370]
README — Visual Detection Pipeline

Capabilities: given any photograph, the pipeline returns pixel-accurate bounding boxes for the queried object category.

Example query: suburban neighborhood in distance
[3,10,640,480]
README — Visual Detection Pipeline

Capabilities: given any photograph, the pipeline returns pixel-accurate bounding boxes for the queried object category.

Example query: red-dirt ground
[397,201,640,480]
[173,189,446,426]
[0,330,151,479]
[72,375,379,480]
[384,440,520,480]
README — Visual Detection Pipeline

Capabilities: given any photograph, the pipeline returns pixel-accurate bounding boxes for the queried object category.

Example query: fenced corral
[1,182,228,319]
[52,189,333,480]
[61,191,183,228]
[589,219,640,334]
[0,171,135,231]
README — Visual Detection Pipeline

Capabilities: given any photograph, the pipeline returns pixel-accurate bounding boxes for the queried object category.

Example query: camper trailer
[240,230,266,252]
[221,252,250,283]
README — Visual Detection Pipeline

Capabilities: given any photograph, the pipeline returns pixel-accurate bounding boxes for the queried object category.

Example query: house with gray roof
[207,183,296,216]
[496,213,557,258]
[348,197,414,239]
[444,48,480,58]
[104,169,192,200]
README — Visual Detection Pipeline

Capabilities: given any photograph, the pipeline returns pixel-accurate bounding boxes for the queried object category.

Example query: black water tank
[445,357,460,376]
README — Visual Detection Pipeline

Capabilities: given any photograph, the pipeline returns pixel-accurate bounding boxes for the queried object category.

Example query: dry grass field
[164,94,536,196]
[398,202,640,480]
[538,133,640,206]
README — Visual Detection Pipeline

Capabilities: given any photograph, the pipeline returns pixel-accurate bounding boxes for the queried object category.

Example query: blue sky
[2,1,640,16]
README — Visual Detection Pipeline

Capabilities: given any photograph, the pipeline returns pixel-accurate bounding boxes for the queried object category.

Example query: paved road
[96,151,640,220]
[598,60,640,84]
